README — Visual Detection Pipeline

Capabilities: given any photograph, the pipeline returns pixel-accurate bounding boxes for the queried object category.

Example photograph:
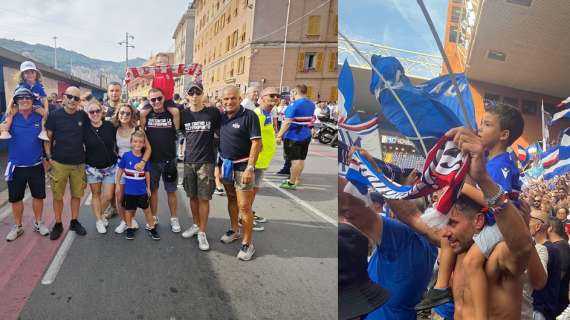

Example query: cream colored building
[173,4,196,96]
[192,0,338,101]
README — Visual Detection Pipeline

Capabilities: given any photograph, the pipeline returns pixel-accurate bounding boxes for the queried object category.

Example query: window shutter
[307,16,321,36]
[330,86,338,101]
[297,52,305,72]
[315,53,323,72]
[307,86,314,100]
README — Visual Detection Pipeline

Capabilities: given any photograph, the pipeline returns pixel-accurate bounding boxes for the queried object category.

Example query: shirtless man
[342,127,532,319]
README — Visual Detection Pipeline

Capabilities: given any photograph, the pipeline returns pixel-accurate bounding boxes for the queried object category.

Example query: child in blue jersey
[1,61,49,141]
[417,103,524,320]
[115,131,160,240]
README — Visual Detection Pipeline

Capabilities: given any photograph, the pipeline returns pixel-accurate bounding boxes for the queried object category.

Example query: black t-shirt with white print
[181,107,221,164]
[144,110,176,162]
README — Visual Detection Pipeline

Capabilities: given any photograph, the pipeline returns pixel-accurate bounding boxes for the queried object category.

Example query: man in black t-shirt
[547,217,570,316]
[179,81,221,251]
[218,85,261,261]
[143,88,180,233]
[44,86,89,240]
[103,82,122,121]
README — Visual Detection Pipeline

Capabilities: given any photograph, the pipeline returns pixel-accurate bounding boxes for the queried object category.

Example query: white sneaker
[132,219,139,230]
[182,224,199,238]
[38,130,49,141]
[6,224,23,241]
[197,232,210,251]
[33,221,50,236]
[220,229,241,244]
[114,220,128,234]
[170,217,181,233]
[237,243,255,261]
[0,131,12,140]
[96,220,107,234]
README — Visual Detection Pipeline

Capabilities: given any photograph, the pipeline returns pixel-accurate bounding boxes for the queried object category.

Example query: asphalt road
[5,141,337,320]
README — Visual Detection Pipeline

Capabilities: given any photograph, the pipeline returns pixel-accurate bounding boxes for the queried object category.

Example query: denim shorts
[86,164,117,185]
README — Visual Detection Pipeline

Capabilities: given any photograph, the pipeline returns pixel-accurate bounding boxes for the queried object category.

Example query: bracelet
[141,159,147,163]
[485,184,505,207]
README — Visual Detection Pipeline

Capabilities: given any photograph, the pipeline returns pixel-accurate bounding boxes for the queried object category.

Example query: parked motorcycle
[316,115,338,146]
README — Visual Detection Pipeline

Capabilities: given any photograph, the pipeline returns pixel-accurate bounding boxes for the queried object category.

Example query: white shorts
[473,223,503,258]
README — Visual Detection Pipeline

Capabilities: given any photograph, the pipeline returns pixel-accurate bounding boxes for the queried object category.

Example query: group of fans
[339,101,570,319]
[3,59,318,262]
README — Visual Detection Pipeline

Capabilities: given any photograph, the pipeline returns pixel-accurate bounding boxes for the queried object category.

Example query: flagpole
[542,99,547,152]
[416,0,472,130]
[338,31,429,157]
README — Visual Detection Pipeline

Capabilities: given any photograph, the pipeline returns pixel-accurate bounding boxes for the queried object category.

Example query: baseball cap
[338,223,390,320]
[13,87,34,99]
[185,81,203,93]
[260,87,279,97]
[20,61,37,72]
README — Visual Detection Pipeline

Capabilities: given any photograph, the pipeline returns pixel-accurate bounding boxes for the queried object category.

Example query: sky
[339,0,448,56]
[0,0,191,62]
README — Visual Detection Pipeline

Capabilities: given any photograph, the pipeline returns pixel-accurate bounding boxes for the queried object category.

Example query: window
[330,86,338,101]
[237,56,245,74]
[451,7,461,23]
[449,25,458,43]
[229,60,235,77]
[241,23,246,43]
[227,10,231,23]
[307,16,321,36]
[328,52,338,72]
[304,53,316,71]
[522,100,537,115]
[488,50,507,62]
[232,30,239,48]
[507,0,532,7]
[307,86,314,100]
[226,35,230,52]
[503,96,519,108]
[298,52,323,72]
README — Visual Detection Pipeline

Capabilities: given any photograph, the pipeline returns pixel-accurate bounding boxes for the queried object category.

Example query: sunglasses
[150,96,163,103]
[16,96,33,101]
[88,109,102,115]
[187,88,203,96]
[269,94,280,98]
[65,94,81,102]
[119,111,132,116]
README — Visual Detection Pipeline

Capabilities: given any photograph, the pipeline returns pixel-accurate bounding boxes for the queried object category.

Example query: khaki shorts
[183,163,215,200]
[225,169,254,192]
[48,161,86,200]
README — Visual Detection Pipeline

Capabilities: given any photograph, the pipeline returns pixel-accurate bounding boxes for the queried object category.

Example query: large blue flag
[369,55,476,151]
[338,59,354,119]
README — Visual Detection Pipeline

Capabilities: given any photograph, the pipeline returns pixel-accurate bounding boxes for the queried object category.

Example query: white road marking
[84,193,93,206]
[41,193,90,285]
[262,178,337,226]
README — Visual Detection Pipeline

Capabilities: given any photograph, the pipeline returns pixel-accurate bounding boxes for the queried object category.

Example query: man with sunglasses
[44,86,89,240]
[179,81,221,251]
[218,85,261,261]
[3,88,49,241]
[143,88,180,233]
[528,208,562,319]
[249,87,281,228]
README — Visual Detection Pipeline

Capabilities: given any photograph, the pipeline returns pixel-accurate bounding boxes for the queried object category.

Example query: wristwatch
[246,164,255,172]
[485,184,509,213]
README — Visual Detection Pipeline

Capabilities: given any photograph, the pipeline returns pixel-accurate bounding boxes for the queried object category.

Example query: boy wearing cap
[3,88,49,241]
[1,61,49,141]
[180,81,221,251]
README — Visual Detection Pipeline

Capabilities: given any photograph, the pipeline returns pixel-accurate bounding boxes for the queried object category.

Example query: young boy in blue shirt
[417,103,524,320]
[115,131,160,240]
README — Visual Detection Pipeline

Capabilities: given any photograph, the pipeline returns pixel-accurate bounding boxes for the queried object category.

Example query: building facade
[173,4,196,96]
[443,0,570,147]
[192,0,338,101]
